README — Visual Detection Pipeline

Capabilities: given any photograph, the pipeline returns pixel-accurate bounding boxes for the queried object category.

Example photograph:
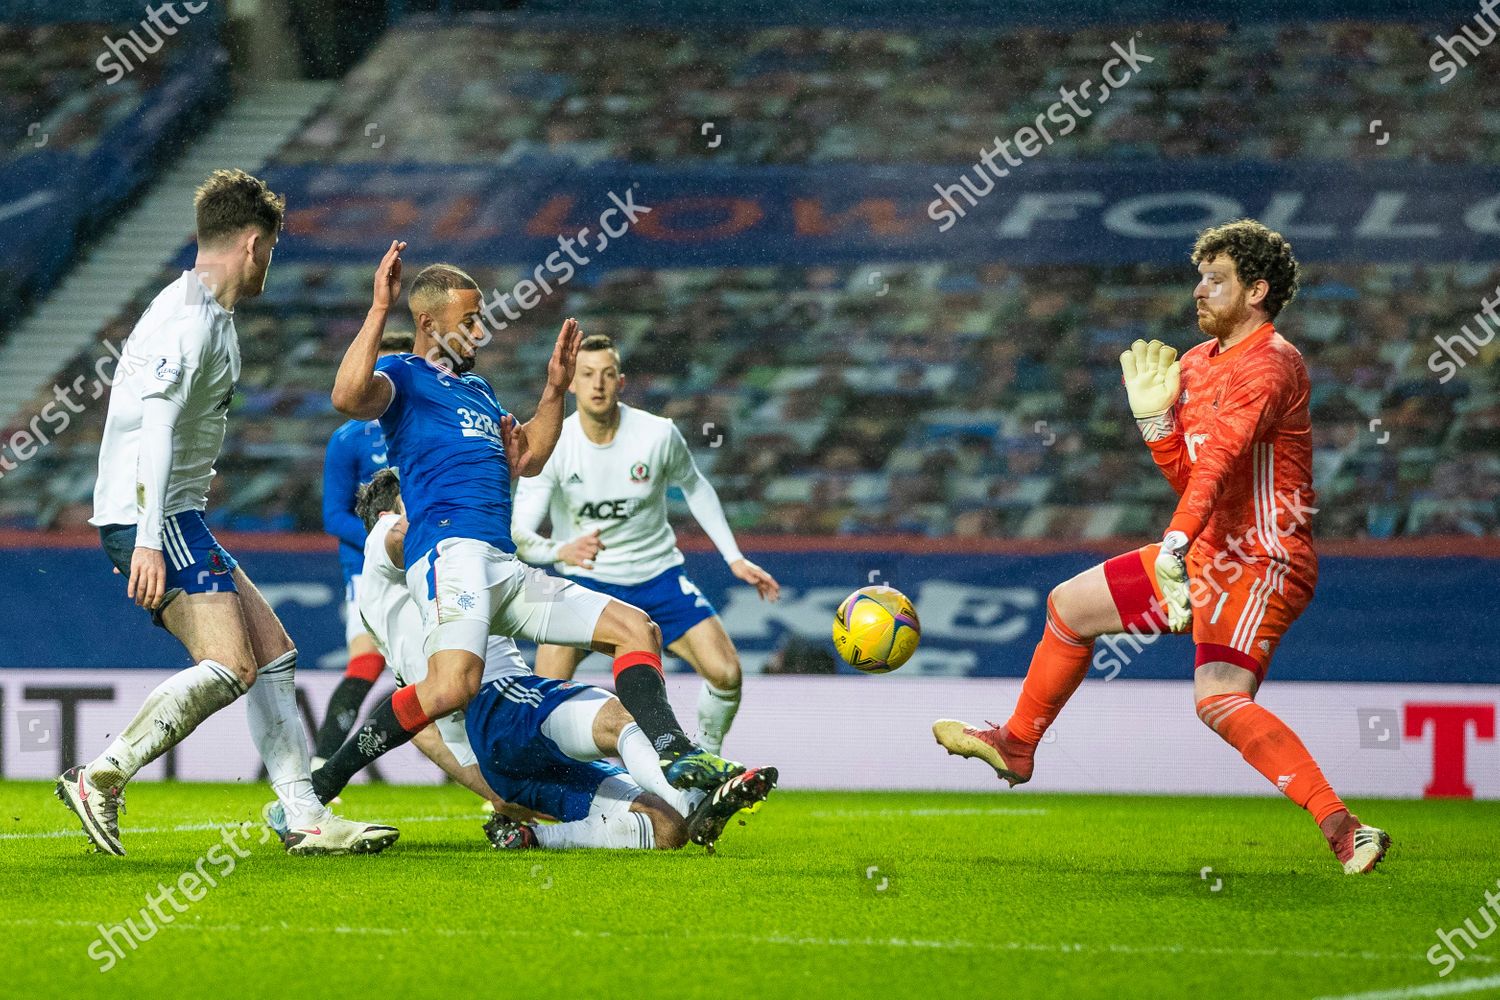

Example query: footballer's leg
[313,627,386,767]
[498,563,751,790]
[566,690,774,850]
[312,540,502,803]
[1191,570,1389,874]
[532,642,589,680]
[59,517,262,855]
[59,590,257,855]
[312,644,484,805]
[668,616,743,756]
[234,566,399,854]
[935,548,1155,785]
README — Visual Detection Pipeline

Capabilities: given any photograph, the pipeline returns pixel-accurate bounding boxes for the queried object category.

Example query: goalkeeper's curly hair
[1191,219,1300,319]
[354,468,402,532]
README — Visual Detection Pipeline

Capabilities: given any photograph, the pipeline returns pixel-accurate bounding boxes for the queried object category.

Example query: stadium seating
[0,19,226,329]
[277,19,1500,166]
[8,256,1496,539]
[4,14,1495,540]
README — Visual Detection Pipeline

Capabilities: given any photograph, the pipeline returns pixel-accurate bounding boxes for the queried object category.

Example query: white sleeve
[141,312,207,406]
[510,460,562,565]
[134,394,183,550]
[668,424,743,565]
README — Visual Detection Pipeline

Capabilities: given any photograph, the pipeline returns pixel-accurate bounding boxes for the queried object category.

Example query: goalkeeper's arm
[1121,339,1192,630]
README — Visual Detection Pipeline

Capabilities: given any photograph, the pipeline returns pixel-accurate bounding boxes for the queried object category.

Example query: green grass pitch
[2,781,1495,999]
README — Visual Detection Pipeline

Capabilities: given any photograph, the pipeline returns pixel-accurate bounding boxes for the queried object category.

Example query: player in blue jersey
[312,328,414,767]
[316,242,761,804]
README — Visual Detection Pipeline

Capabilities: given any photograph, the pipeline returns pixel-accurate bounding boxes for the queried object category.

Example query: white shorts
[539,685,617,762]
[407,538,611,660]
[587,773,644,821]
[434,709,477,769]
[343,575,375,646]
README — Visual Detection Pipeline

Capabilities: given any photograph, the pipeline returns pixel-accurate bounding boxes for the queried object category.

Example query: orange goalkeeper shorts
[1101,543,1315,681]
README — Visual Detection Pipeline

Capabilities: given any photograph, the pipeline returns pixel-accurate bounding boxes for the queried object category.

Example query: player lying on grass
[934,220,1390,875]
[59,169,396,857]
[320,243,757,801]
[512,333,780,755]
[277,469,775,850]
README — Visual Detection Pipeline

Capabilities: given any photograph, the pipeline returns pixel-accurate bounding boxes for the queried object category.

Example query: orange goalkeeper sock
[1196,693,1347,825]
[1005,598,1094,745]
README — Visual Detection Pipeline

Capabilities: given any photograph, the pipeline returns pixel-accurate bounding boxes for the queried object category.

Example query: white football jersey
[512,403,742,586]
[360,513,529,687]
[91,271,240,530]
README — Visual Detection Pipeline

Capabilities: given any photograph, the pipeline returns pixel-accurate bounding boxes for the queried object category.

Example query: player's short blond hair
[579,333,622,372]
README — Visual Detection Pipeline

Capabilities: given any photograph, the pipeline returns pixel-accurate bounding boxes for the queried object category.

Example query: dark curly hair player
[933,218,1390,876]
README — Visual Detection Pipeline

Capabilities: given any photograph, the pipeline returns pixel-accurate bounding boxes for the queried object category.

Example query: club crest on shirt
[629,461,650,483]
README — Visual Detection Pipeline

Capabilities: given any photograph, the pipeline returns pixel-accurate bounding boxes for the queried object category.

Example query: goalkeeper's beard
[1197,294,1250,341]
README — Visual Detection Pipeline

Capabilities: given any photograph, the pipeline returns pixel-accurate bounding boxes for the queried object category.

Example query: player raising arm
[511,334,780,754]
[934,220,1389,875]
[312,328,413,770]
[318,244,767,807]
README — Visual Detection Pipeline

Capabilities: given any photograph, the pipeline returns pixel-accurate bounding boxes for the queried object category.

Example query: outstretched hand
[547,318,582,391]
[373,240,406,311]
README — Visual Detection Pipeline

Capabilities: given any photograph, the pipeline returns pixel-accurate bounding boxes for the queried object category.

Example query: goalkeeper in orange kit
[934,219,1390,875]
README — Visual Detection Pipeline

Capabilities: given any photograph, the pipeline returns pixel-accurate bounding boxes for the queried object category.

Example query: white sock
[89,660,245,788]
[696,679,741,755]
[244,651,327,827]
[617,722,705,817]
[533,810,654,850]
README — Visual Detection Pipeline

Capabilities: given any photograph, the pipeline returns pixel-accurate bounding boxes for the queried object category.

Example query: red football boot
[932,719,1036,786]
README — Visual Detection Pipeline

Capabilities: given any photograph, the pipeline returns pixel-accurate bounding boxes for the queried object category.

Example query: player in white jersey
[57,169,397,857]
[285,469,775,851]
[512,334,780,754]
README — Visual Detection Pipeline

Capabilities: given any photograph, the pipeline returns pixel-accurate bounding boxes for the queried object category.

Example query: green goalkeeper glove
[1120,339,1180,440]
[1154,530,1192,632]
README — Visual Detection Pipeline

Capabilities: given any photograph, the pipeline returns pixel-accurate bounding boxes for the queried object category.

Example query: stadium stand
[0,15,227,329]
[1,15,1495,539]
[7,257,1496,540]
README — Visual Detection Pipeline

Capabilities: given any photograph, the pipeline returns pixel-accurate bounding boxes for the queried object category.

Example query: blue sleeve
[375,354,408,422]
[322,428,367,549]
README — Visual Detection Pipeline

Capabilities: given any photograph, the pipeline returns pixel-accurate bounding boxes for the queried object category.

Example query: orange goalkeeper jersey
[1146,322,1318,593]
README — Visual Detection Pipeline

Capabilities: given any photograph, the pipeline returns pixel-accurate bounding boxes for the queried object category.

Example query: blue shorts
[99,511,239,626]
[570,566,717,648]
[465,674,625,823]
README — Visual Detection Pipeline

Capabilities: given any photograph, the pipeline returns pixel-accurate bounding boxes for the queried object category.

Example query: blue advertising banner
[241,160,1500,269]
[2,543,1492,684]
